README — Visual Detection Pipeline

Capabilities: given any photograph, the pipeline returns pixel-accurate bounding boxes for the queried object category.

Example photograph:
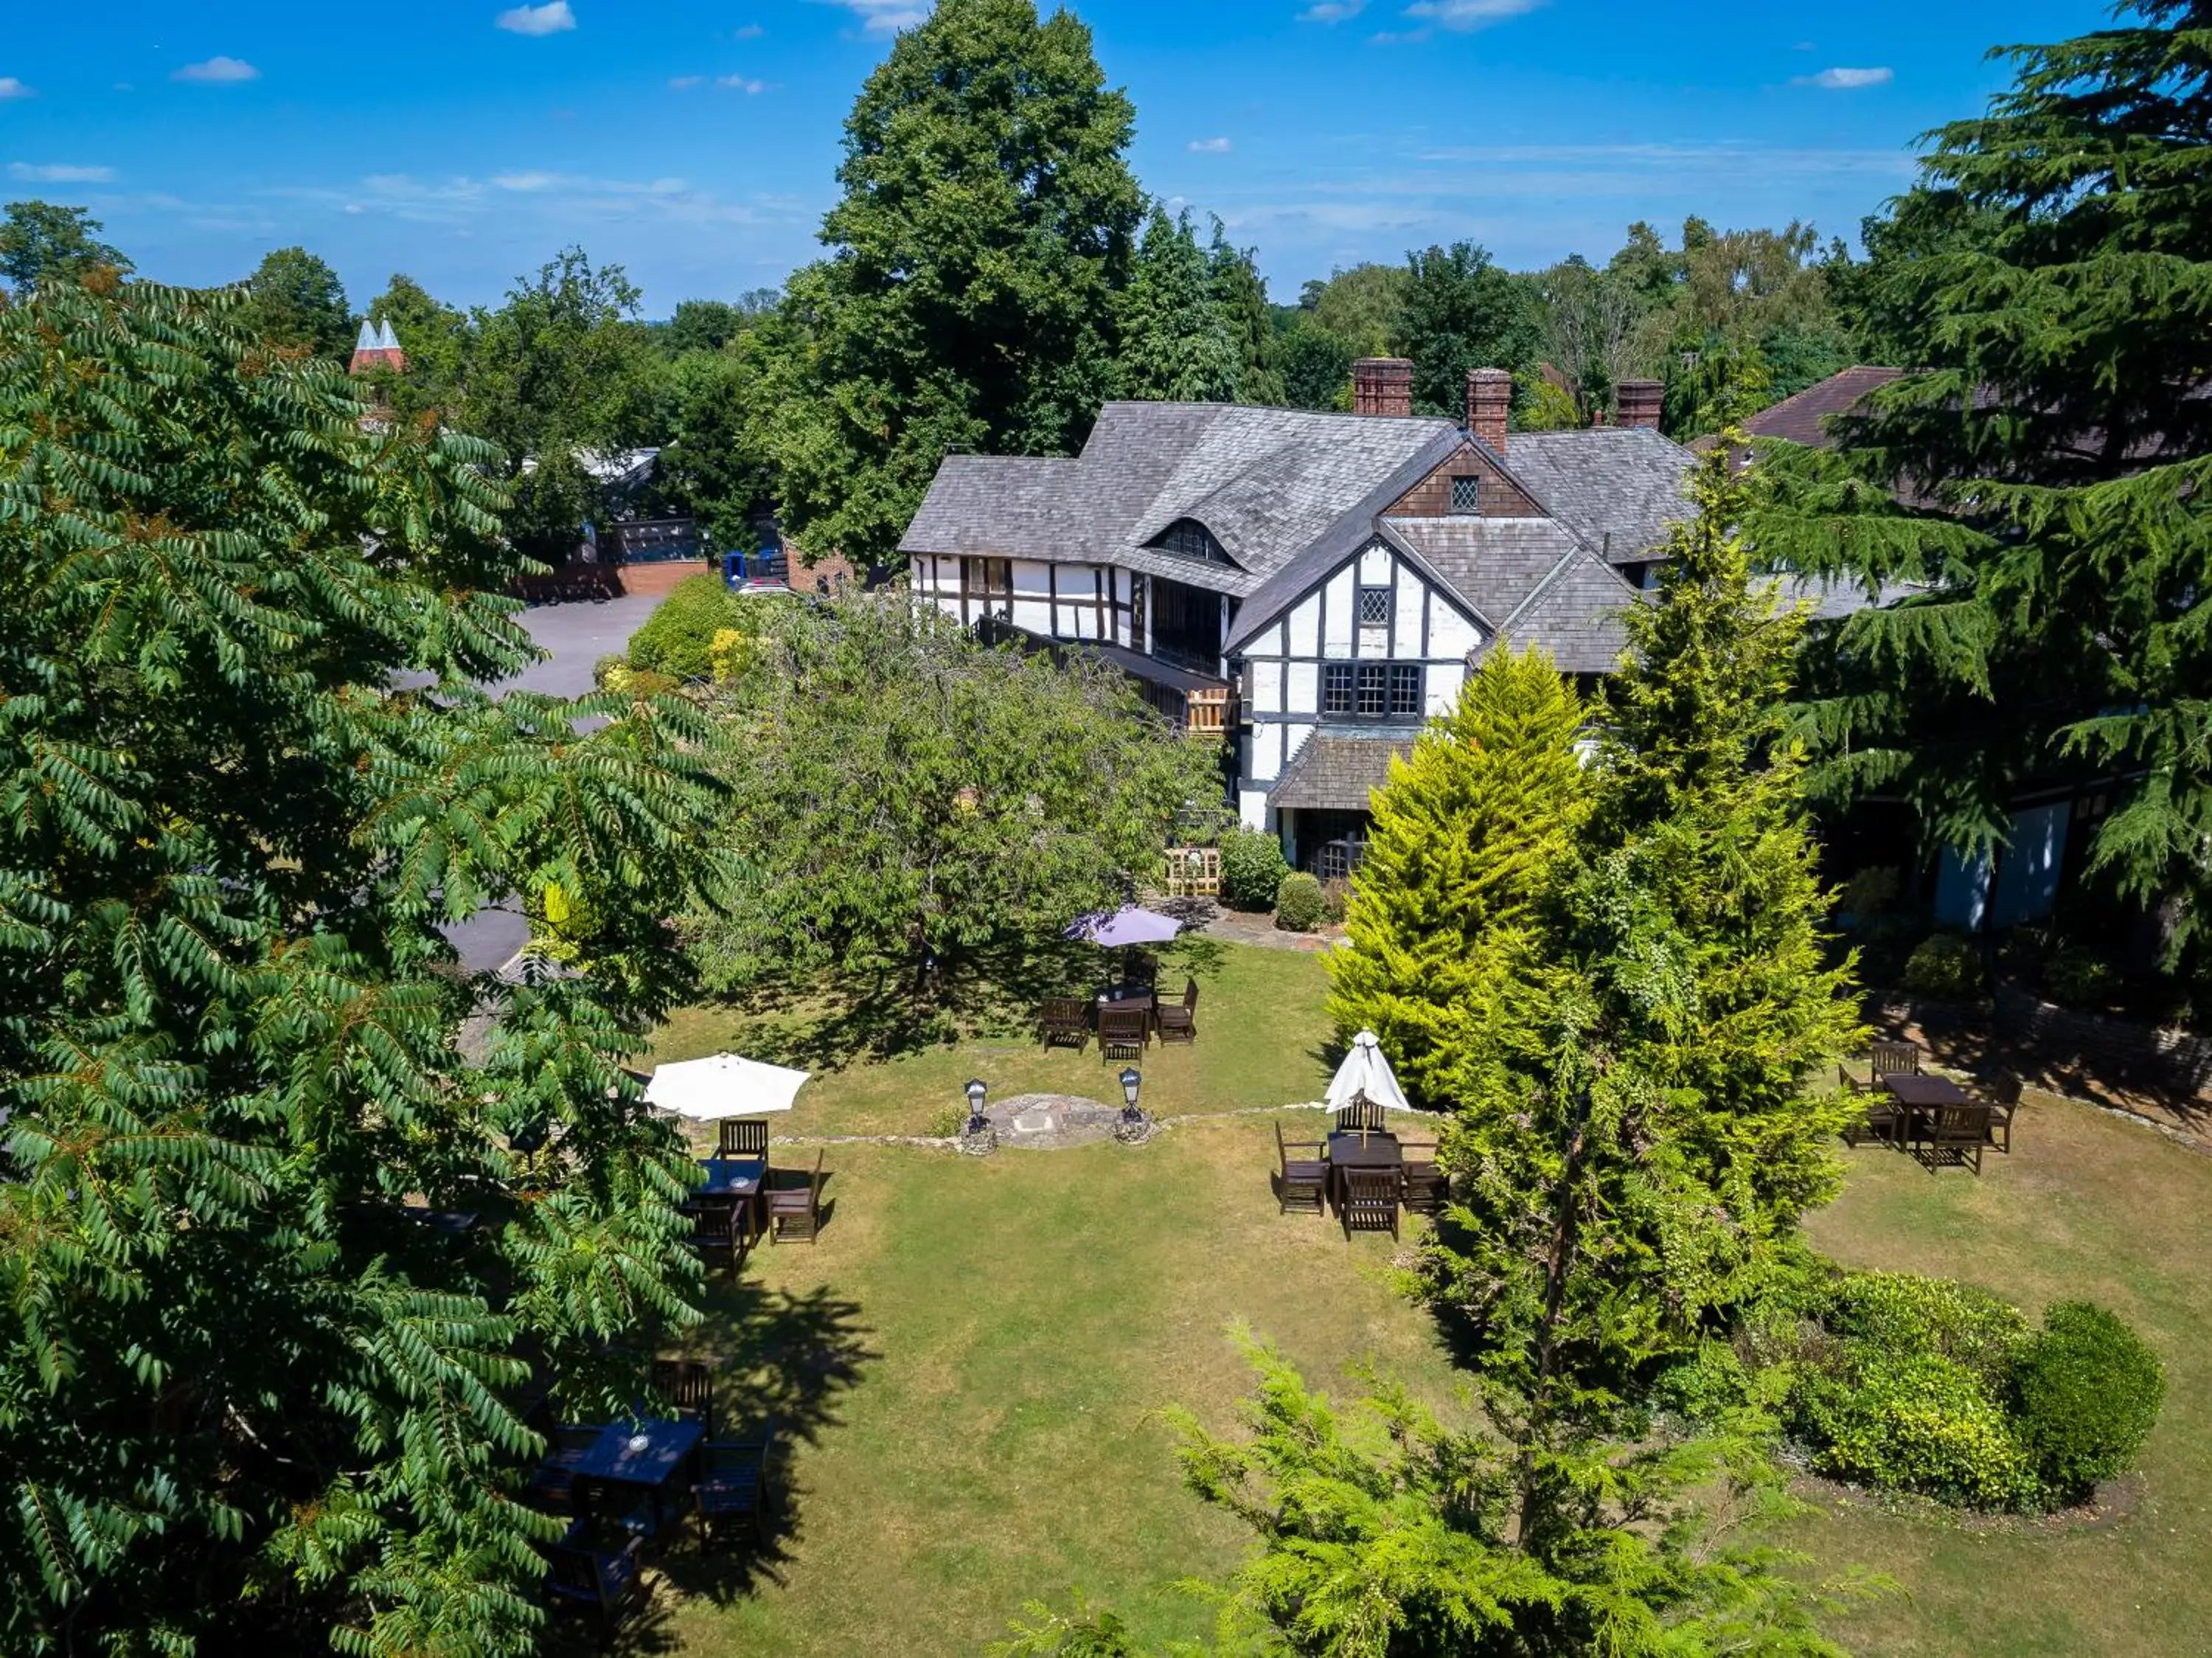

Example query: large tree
[0,200,131,295]
[1750,0,2212,954]
[0,279,725,1652]
[1326,648,1591,1107]
[1396,242,1542,422]
[768,0,1143,572]
[693,592,1220,1015]
[1117,205,1243,403]
[234,245,355,360]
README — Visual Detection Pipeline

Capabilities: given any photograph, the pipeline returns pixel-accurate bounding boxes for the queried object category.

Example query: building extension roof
[1739,367,1905,448]
[1270,731,1418,813]
[1503,426,1697,565]
[899,401,1461,599]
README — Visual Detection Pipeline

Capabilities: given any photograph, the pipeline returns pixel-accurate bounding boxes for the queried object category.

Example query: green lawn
[647,941,1337,1140]
[622,948,2212,1657]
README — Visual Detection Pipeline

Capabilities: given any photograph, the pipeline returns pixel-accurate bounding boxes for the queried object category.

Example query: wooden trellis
[1161,846,1222,898]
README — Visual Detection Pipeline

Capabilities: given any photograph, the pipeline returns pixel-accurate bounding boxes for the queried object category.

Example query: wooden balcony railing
[1186,686,1234,735]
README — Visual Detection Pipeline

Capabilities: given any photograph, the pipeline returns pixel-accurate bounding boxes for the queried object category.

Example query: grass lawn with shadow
[647,942,1336,1140]
[1795,1094,2212,1658]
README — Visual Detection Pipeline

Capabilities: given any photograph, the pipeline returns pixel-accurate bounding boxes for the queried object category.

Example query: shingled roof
[1270,731,1417,812]
[899,402,1461,598]
[1384,518,1641,673]
[1504,427,1695,564]
[1742,367,1904,448]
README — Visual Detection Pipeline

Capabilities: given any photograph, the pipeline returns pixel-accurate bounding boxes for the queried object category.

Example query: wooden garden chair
[1153,979,1199,1044]
[1340,1168,1400,1241]
[1919,1103,1992,1175]
[526,1423,604,1513]
[1098,1004,1150,1061]
[717,1118,770,1160]
[1274,1121,1328,1215]
[1333,1097,1386,1137]
[1037,996,1091,1053]
[652,1359,714,1440]
[686,1196,746,1274]
[1399,1141,1447,1215]
[767,1152,824,1244]
[543,1536,650,1634]
[694,1418,779,1550]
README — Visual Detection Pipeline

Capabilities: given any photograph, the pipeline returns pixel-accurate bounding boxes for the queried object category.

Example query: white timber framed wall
[911,555,1147,648]
[1231,537,1486,829]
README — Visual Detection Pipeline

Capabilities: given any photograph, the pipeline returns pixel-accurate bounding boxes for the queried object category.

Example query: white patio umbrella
[644,1053,810,1121]
[1322,1030,1411,1117]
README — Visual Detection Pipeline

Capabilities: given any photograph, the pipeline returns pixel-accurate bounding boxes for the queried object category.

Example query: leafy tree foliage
[0,200,131,295]
[363,272,476,421]
[1275,317,1354,411]
[768,0,1143,571]
[1395,242,1542,421]
[0,279,726,1653]
[234,245,355,360]
[1206,219,1282,406]
[1327,648,1590,1107]
[1413,440,1860,1389]
[1748,0,2212,951]
[660,344,778,552]
[692,593,1219,1007]
[1158,1338,1857,1658]
[1296,262,1408,356]
[1119,206,1244,402]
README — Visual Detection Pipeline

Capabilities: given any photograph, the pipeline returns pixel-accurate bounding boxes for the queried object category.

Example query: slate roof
[1503,427,1695,564]
[900,402,1461,599]
[1270,731,1417,812]
[1385,518,1641,673]
[1742,367,1904,448]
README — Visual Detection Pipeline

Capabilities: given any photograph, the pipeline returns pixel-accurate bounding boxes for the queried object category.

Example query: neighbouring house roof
[1503,427,1697,564]
[900,402,1462,598]
[1270,731,1419,813]
[1739,367,1905,448]
[1381,517,1639,675]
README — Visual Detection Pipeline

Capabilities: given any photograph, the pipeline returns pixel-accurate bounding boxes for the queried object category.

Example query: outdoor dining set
[1036,974,1200,1060]
[1274,1103,1447,1238]
[1840,1039,2017,1173]
[528,1361,780,1635]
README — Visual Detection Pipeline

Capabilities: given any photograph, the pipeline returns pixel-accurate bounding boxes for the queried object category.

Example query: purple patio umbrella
[1064,905,1183,947]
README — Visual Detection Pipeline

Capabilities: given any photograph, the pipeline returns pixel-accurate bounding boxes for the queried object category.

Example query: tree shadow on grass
[692,927,1242,1075]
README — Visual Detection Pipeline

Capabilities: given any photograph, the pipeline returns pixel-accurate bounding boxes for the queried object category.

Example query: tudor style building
[899,359,1696,876]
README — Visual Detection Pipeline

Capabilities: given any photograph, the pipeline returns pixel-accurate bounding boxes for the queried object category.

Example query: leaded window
[1322,664,1354,715]
[1357,586,1391,627]
[1152,518,1236,568]
[1448,474,1481,516]
[1354,663,1388,717]
[1389,664,1423,715]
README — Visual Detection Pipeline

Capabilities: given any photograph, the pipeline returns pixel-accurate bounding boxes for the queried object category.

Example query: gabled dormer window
[1151,518,1237,569]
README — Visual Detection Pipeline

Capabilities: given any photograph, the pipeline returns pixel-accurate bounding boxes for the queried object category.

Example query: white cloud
[0,77,32,100]
[1187,136,1233,154]
[1299,0,1364,20]
[493,171,560,191]
[734,22,765,38]
[668,74,703,89]
[1796,65,1894,89]
[10,162,118,183]
[817,0,929,35]
[1402,0,1545,27]
[173,56,259,84]
[1369,27,1431,43]
[716,74,772,93]
[495,1,577,36]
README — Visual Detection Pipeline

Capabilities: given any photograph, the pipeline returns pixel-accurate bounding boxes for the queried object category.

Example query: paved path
[439,594,668,972]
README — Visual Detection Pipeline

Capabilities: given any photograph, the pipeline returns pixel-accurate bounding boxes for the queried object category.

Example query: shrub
[1902,932,1985,1000]
[1817,1269,2029,1384]
[2044,945,2118,1008]
[2008,1301,2166,1500]
[627,572,745,680]
[1219,826,1290,911]
[592,651,627,688]
[1794,1350,2039,1510]
[1274,872,1325,932]
[1838,864,1901,918]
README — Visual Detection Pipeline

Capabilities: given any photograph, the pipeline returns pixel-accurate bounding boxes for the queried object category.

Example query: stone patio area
[983,1093,1128,1150]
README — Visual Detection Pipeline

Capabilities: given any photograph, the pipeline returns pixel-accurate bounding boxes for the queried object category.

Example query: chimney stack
[1465,367,1512,457]
[1616,378,1663,431]
[1352,357,1413,418]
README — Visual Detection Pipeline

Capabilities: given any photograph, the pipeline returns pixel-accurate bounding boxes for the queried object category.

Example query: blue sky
[0,0,2105,316]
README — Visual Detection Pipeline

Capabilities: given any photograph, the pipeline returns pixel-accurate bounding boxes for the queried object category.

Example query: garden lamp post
[1119,1067,1142,1123]
[964,1078,989,1137]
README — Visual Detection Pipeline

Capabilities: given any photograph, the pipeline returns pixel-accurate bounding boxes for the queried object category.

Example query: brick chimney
[1352,357,1413,417]
[1465,367,1512,457]
[1616,378,1663,431]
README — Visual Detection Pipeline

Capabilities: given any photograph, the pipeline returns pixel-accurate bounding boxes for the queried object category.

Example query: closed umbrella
[644,1054,809,1121]
[1324,1030,1410,1117]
